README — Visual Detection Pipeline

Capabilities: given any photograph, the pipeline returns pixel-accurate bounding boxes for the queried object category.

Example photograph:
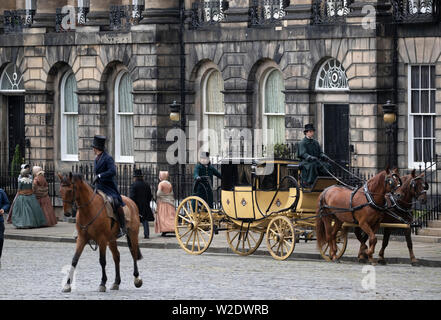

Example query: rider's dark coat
[298,137,329,186]
[193,162,221,208]
[94,151,124,207]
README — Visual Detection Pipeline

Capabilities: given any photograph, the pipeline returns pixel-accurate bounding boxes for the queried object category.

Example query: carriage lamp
[169,101,181,123]
[382,100,397,124]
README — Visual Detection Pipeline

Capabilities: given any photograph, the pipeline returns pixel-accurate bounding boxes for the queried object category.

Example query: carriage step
[417,228,441,237]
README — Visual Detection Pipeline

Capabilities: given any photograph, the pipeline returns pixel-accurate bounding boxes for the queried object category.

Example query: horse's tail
[315,189,329,249]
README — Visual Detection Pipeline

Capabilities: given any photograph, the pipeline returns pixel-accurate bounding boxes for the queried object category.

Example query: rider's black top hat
[304,123,316,134]
[133,169,143,178]
[91,135,106,151]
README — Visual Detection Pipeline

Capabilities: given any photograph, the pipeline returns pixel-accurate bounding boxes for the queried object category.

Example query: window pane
[118,73,133,113]
[421,90,429,113]
[423,140,433,162]
[411,66,420,89]
[430,90,435,113]
[421,66,430,88]
[423,116,433,137]
[414,139,422,162]
[411,91,419,113]
[206,71,224,113]
[430,66,436,88]
[64,73,78,113]
[120,115,133,156]
[265,70,285,114]
[207,114,224,157]
[414,115,422,137]
[267,115,285,144]
[66,114,78,155]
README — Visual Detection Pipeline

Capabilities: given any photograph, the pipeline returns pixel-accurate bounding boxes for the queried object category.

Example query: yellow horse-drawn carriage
[174,158,349,261]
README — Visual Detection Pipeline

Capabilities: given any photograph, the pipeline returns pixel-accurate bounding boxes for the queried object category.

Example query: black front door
[8,96,25,164]
[323,104,350,168]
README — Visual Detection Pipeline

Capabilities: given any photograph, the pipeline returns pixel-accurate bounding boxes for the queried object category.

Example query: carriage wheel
[226,224,265,256]
[266,216,296,261]
[318,228,348,261]
[175,196,214,255]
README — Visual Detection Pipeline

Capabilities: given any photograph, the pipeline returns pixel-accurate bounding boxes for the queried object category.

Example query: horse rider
[193,151,221,208]
[298,123,331,188]
[91,135,127,238]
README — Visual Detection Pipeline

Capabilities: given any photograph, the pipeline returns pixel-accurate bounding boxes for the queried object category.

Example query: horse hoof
[358,258,367,264]
[98,285,106,292]
[411,261,420,267]
[111,284,119,290]
[62,285,71,293]
[378,259,387,265]
[134,277,143,288]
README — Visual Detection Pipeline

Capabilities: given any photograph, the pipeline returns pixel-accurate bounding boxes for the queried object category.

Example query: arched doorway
[0,62,25,166]
[314,58,350,168]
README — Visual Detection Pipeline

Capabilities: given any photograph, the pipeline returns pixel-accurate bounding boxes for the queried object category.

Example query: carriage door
[8,96,25,164]
[323,104,349,168]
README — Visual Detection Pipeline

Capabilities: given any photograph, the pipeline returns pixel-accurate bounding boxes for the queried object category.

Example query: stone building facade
[0,0,439,175]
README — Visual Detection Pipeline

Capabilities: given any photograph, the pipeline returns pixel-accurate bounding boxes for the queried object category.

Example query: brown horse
[315,168,401,264]
[354,170,428,266]
[58,172,143,293]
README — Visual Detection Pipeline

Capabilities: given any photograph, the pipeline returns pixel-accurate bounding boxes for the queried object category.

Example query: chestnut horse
[315,168,401,264]
[354,170,428,266]
[58,173,143,293]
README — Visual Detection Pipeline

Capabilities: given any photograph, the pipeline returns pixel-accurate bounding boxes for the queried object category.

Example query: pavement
[4,218,441,267]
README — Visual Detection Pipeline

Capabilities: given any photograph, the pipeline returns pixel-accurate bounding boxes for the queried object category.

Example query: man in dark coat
[91,135,127,238]
[129,169,154,239]
[193,152,221,208]
[298,124,330,188]
[0,188,10,268]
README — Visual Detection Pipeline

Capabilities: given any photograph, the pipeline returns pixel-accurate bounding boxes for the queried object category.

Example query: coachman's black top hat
[133,169,143,178]
[91,135,106,151]
[304,123,316,134]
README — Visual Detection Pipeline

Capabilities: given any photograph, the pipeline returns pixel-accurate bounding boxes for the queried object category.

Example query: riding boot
[116,206,127,238]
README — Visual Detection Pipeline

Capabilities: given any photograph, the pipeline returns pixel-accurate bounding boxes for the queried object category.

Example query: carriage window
[221,164,252,190]
[279,166,299,190]
[257,164,277,190]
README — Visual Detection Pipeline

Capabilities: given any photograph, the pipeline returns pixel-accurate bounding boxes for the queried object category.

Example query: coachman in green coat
[298,124,331,188]
[193,152,221,208]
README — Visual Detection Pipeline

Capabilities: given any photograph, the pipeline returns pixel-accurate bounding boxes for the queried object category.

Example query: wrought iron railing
[109,4,144,31]
[312,0,352,24]
[3,9,35,33]
[392,0,440,23]
[249,0,290,26]
[190,0,229,29]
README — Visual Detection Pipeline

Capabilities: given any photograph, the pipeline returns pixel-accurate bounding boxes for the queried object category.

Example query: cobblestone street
[1,239,440,300]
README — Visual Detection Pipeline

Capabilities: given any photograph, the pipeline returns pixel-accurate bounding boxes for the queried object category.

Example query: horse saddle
[96,190,131,223]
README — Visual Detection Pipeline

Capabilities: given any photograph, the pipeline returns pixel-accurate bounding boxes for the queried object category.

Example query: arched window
[60,71,79,161]
[262,69,286,144]
[115,71,134,163]
[202,69,225,159]
[315,58,349,91]
[0,63,25,93]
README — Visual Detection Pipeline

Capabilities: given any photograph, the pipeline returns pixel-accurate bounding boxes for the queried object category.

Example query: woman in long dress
[11,166,47,229]
[32,166,57,227]
[154,171,176,236]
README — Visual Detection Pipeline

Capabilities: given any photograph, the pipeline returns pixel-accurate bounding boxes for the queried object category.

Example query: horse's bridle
[386,173,402,192]
[61,180,97,216]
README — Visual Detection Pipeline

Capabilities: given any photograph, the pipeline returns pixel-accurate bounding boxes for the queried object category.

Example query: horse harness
[62,181,106,232]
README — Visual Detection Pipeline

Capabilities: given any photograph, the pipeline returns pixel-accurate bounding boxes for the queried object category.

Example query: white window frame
[261,68,286,145]
[60,71,79,162]
[407,64,436,169]
[114,71,134,164]
[202,69,224,162]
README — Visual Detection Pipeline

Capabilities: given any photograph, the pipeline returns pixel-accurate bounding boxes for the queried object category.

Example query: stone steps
[418,227,441,237]
[428,220,441,228]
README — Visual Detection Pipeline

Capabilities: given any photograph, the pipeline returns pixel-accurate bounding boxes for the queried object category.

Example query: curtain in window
[205,70,224,157]
[64,73,78,155]
[264,69,285,144]
[118,73,134,157]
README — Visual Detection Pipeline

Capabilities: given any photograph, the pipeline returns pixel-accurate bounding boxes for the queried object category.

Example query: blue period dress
[11,175,47,229]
